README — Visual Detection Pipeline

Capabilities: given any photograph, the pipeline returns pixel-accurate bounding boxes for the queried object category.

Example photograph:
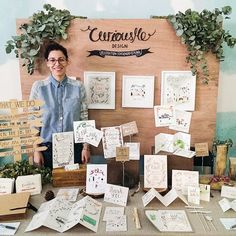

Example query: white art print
[84,71,115,109]
[169,109,192,133]
[154,105,174,127]
[144,155,167,189]
[187,186,200,205]
[73,120,95,143]
[124,142,140,160]
[101,126,123,159]
[172,170,199,195]
[52,132,74,168]
[86,164,107,194]
[122,75,155,108]
[161,71,196,111]
[120,121,138,137]
[145,210,192,232]
[104,184,129,207]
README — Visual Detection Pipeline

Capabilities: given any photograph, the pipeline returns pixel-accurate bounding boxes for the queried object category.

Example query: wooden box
[52,165,86,187]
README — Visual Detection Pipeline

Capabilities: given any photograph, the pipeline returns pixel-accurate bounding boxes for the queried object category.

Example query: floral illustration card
[120,121,138,137]
[169,109,192,133]
[173,132,191,152]
[161,71,196,111]
[144,155,168,189]
[104,183,129,206]
[101,126,123,159]
[84,71,115,109]
[73,120,96,143]
[52,131,74,168]
[86,164,107,194]
[154,105,174,127]
[155,133,174,154]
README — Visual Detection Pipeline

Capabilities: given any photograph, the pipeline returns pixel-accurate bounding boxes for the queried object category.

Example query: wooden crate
[52,165,86,187]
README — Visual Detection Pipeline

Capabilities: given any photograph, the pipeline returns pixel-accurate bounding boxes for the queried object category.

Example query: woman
[30,42,90,169]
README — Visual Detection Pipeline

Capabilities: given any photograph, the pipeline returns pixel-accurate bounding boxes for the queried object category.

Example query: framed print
[161,71,196,111]
[122,75,155,108]
[84,71,115,109]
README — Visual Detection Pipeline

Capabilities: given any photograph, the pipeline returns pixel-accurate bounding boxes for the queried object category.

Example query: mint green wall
[0,0,236,163]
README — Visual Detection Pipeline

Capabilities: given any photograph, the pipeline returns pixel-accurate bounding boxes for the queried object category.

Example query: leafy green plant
[5,4,85,75]
[167,6,236,83]
[0,160,52,184]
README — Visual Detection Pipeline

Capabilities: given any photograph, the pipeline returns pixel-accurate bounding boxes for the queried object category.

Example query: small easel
[0,99,46,163]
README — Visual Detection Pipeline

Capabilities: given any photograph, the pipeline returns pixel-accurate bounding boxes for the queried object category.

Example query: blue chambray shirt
[29,75,88,143]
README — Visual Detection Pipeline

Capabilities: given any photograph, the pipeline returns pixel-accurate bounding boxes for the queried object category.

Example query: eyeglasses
[47,58,67,65]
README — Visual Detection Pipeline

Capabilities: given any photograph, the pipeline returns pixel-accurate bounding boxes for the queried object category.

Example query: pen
[0,224,16,230]
[230,223,236,229]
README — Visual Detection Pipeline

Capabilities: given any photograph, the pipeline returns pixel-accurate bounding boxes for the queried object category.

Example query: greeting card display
[52,132,74,168]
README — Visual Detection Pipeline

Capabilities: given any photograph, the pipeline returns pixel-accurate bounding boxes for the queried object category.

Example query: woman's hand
[81,149,90,163]
[33,151,44,167]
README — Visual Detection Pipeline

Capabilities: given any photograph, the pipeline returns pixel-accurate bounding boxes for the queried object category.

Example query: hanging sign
[0,128,39,140]
[0,100,43,109]
[0,110,43,120]
[0,119,42,130]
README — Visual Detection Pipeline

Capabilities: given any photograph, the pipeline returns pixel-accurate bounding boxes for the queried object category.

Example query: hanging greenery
[167,6,236,83]
[5,4,85,75]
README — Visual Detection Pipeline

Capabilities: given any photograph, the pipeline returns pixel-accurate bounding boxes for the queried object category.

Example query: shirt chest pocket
[64,97,81,113]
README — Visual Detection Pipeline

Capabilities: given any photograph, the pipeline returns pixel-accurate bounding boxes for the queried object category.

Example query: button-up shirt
[29,75,88,142]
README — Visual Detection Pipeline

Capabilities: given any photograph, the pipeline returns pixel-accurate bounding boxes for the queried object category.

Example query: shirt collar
[49,75,68,87]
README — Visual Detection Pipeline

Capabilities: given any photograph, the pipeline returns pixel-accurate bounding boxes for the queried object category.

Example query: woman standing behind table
[30,42,90,169]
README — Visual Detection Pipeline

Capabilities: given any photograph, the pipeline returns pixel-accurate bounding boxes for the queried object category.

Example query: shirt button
[59,117,63,120]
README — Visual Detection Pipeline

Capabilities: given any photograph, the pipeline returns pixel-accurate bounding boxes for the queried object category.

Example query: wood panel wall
[17,19,219,155]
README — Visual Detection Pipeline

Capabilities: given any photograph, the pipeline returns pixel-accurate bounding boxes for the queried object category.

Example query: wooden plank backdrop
[17,19,219,156]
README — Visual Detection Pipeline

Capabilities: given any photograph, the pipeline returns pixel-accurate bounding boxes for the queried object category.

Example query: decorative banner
[0,128,39,140]
[0,119,42,130]
[87,48,152,58]
[116,147,129,162]
[0,136,43,149]
[0,110,43,120]
[195,142,209,157]
[0,100,43,109]
[0,146,47,157]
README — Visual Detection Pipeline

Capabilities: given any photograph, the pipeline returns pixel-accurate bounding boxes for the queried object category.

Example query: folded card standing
[16,174,42,195]
[0,178,14,195]
[124,142,140,160]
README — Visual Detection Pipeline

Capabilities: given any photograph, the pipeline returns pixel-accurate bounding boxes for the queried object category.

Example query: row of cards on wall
[83,70,196,110]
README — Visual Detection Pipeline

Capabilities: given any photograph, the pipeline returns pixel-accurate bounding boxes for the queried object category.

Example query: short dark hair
[44,42,68,60]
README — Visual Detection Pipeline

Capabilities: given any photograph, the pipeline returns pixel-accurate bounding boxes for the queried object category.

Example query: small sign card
[16,174,42,195]
[195,143,209,157]
[120,121,138,137]
[0,178,14,195]
[116,147,129,162]
[52,131,74,168]
[86,164,107,194]
[199,184,210,202]
[106,215,127,232]
[104,184,129,206]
